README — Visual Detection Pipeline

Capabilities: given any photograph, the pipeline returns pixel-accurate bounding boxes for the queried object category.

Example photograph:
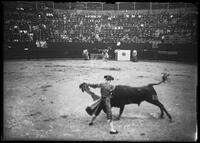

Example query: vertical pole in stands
[69,2,71,10]
[20,32,21,42]
[150,2,152,10]
[40,29,41,40]
[184,3,187,8]
[133,2,135,10]
[167,2,169,10]
[150,2,152,14]
[85,2,87,10]
[52,2,54,10]
[117,2,119,10]
[102,3,103,11]
[36,1,38,10]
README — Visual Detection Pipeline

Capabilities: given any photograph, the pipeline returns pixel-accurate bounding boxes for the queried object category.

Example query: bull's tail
[148,73,170,86]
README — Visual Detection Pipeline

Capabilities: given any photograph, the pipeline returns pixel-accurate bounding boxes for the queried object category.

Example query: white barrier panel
[115,49,131,61]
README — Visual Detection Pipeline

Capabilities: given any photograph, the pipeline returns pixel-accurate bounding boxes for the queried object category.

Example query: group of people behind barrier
[82,47,138,62]
[4,8,197,47]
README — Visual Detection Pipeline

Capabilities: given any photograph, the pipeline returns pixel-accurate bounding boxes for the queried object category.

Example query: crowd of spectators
[4,7,197,47]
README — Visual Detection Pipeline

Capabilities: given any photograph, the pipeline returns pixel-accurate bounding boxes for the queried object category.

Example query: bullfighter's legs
[117,105,125,120]
[89,114,97,126]
[102,106,107,114]
[105,98,118,134]
[108,119,118,134]
[146,99,172,122]
[89,103,103,126]
[89,109,101,125]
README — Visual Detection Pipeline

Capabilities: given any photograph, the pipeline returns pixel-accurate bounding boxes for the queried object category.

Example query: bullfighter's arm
[86,83,101,101]
[79,83,100,101]
[87,83,101,89]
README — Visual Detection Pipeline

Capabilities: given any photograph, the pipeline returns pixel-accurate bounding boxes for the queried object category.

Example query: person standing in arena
[132,50,138,62]
[102,49,109,61]
[86,75,118,134]
[82,49,89,60]
[152,41,158,60]
[107,46,113,60]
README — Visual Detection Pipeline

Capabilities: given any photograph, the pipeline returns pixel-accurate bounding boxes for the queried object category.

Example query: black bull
[79,74,172,122]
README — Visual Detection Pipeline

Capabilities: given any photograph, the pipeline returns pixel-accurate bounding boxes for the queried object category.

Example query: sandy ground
[3,59,197,141]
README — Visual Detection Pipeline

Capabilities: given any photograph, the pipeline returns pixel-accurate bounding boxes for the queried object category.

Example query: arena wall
[4,42,197,62]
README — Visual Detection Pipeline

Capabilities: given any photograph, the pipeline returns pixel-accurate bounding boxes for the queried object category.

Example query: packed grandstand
[3,1,198,61]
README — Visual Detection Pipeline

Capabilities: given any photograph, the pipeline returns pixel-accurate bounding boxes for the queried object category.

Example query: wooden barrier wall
[4,42,197,63]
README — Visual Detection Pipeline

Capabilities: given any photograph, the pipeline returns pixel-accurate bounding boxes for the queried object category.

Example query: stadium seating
[3,2,197,61]
[4,6,197,45]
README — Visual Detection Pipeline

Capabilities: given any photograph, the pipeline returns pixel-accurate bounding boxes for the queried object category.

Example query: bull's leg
[89,115,96,125]
[154,101,164,118]
[157,101,172,122]
[146,99,172,122]
[117,105,125,120]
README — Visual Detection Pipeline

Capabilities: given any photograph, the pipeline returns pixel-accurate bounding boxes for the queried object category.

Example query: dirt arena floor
[3,59,197,141]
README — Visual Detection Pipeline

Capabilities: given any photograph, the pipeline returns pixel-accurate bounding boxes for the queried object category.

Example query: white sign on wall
[115,49,131,61]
